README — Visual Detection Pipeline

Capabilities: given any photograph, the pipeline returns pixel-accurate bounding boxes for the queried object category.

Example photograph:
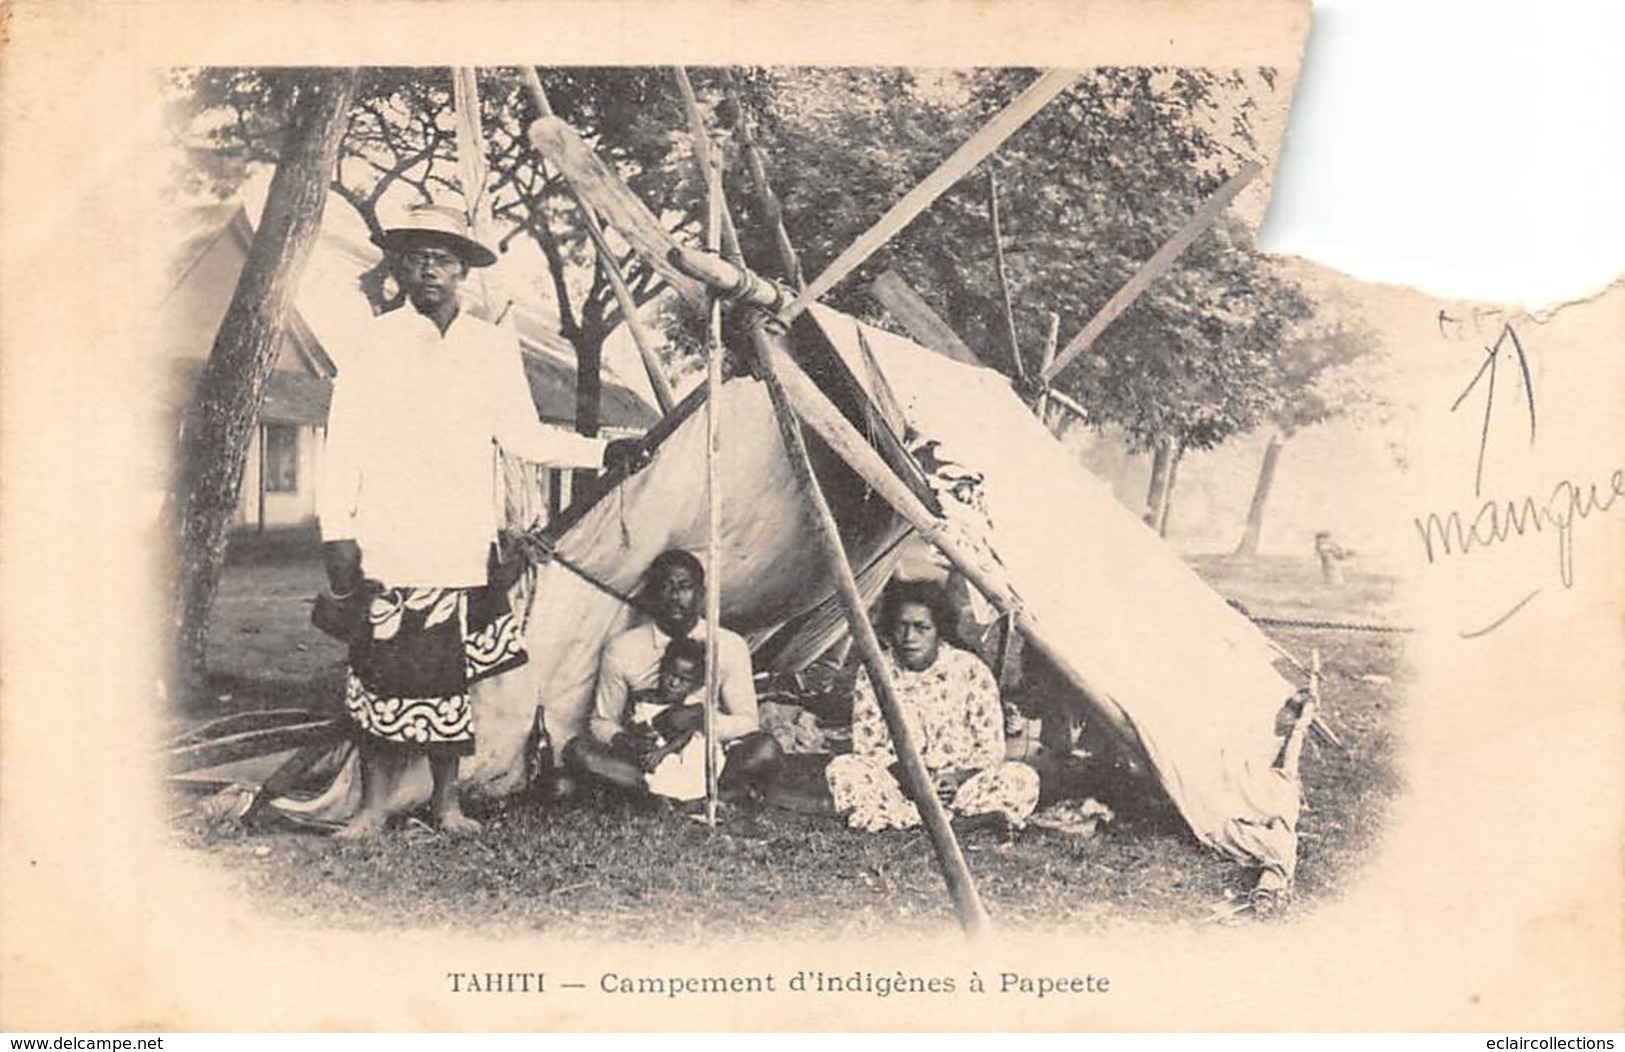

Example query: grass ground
[175,538,1408,941]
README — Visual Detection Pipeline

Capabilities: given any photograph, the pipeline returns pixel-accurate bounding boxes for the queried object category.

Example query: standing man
[317,204,643,839]
[567,549,782,803]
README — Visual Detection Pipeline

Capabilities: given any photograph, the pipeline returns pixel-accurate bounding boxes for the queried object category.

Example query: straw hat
[372,204,497,268]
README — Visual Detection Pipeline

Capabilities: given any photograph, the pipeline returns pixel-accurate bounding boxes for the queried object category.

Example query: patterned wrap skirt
[344,582,527,755]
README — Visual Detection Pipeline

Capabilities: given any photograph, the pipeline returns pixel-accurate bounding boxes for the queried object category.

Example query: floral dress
[825,647,1039,831]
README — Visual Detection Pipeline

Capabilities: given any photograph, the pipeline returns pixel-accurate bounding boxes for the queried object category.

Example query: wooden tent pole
[452,67,497,320]
[676,66,732,825]
[1034,311,1060,426]
[867,269,982,367]
[1042,162,1261,385]
[519,67,554,117]
[667,64,752,822]
[519,70,676,415]
[719,69,806,291]
[867,268,1088,431]
[986,166,1028,385]
[755,332,991,940]
[779,69,1078,324]
[753,322,1139,748]
[1046,388,1088,425]
[673,67,743,263]
[1039,311,1060,373]
[702,259,726,819]
[702,310,723,821]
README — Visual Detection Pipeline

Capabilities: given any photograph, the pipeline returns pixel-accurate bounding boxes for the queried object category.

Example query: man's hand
[490,528,559,592]
[655,704,705,737]
[603,437,652,475]
[640,730,697,773]
[314,540,379,643]
[610,729,657,764]
[640,741,674,773]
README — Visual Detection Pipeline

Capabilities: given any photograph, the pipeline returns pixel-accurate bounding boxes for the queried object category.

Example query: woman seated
[826,579,1040,833]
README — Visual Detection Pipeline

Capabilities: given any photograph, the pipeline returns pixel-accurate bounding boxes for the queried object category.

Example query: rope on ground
[1250,615,1416,635]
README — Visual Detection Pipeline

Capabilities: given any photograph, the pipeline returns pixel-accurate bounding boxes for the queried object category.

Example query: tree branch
[525,201,580,339]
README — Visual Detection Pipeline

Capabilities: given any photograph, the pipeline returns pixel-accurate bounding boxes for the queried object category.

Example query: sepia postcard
[0,0,1619,1034]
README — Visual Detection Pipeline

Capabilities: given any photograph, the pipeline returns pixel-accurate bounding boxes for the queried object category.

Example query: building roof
[521,349,660,432]
[164,361,332,427]
[164,205,338,378]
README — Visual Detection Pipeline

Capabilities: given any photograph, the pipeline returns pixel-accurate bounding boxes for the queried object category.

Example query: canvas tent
[228,67,1312,923]
[272,301,1304,884]
[806,305,1303,876]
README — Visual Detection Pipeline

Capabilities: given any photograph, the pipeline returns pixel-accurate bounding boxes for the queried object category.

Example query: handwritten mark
[1422,318,1613,638]
[1438,306,1507,341]
[1415,471,1624,585]
[1458,588,1542,639]
[1450,323,1536,496]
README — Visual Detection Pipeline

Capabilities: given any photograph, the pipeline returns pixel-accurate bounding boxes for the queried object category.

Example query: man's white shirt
[590,620,759,745]
[317,306,605,587]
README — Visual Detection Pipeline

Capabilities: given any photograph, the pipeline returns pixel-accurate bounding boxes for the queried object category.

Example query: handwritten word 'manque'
[1415,469,1625,588]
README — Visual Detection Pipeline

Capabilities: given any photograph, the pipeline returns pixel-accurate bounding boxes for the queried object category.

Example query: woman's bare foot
[433,803,482,835]
[335,809,388,841]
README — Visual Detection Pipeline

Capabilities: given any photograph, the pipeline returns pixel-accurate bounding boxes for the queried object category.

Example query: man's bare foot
[335,810,387,841]
[433,805,482,835]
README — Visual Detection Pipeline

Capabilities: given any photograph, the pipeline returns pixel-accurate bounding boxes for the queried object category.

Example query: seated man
[566,549,782,803]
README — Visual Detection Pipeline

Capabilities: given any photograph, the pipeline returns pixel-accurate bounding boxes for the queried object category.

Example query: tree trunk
[1235,429,1288,555]
[573,331,604,439]
[1143,436,1173,526]
[171,70,357,710]
[1157,443,1184,538]
[569,327,605,506]
[985,167,1027,385]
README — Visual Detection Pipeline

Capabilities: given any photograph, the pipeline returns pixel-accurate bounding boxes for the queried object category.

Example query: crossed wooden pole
[527,66,1262,939]
[671,68,1083,937]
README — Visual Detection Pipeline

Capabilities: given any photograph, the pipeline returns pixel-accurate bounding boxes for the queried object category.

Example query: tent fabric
[276,305,1303,880]
[807,305,1301,877]
[275,376,907,820]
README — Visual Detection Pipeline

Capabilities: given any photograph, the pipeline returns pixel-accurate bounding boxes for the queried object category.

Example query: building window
[263,424,299,493]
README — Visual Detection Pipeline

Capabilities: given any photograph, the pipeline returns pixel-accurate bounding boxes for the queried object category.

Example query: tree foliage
[717,67,1313,454]
[1267,311,1385,437]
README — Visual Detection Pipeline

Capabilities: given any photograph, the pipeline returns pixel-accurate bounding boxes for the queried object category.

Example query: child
[626,637,710,801]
